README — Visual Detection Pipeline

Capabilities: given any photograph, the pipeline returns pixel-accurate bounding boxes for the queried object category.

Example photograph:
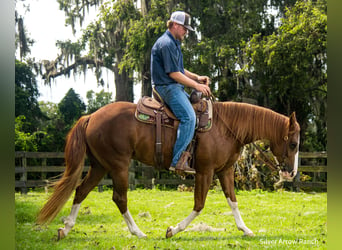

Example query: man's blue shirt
[151,30,184,86]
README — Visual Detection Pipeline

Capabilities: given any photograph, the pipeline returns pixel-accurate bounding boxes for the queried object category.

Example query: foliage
[15,59,46,133]
[35,89,113,152]
[19,0,327,152]
[86,89,113,113]
[15,115,41,152]
[30,88,87,152]
[37,101,68,152]
[120,0,171,96]
[40,0,140,102]
[56,0,104,34]
[239,0,327,150]
[15,81,114,152]
[15,189,327,249]
[15,59,50,152]
[15,2,35,60]
[234,142,280,191]
[58,88,86,125]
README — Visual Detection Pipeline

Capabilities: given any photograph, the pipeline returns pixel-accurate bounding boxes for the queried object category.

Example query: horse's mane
[213,102,289,143]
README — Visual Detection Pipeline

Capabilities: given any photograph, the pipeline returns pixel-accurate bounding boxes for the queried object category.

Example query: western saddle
[135,88,213,168]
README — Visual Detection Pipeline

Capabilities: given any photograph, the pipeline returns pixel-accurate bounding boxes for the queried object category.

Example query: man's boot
[173,151,195,174]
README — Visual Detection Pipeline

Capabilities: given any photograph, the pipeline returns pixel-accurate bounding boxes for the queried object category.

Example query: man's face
[174,23,188,41]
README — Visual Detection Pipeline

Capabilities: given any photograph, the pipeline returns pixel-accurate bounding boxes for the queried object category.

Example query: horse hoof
[57,228,65,240]
[166,227,173,238]
[244,232,255,237]
[137,232,147,238]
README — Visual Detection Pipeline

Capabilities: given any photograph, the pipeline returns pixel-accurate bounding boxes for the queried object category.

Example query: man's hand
[195,82,211,96]
[169,71,211,96]
[197,76,210,86]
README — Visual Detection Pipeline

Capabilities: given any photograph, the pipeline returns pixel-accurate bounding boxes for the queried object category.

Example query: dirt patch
[185,222,225,232]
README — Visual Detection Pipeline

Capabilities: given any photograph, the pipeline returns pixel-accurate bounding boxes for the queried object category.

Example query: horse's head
[271,112,300,182]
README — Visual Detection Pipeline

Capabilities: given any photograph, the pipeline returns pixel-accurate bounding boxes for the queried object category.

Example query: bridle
[251,137,289,172]
[207,93,294,172]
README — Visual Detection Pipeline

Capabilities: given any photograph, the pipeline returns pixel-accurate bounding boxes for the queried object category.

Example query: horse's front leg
[166,171,213,238]
[217,166,254,236]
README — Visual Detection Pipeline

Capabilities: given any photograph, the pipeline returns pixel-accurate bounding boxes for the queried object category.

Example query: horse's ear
[289,112,297,131]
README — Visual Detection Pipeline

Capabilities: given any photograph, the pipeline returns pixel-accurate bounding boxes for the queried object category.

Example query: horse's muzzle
[279,169,297,182]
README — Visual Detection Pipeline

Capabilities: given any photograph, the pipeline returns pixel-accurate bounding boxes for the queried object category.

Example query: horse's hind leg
[109,163,146,238]
[217,166,254,236]
[58,158,106,240]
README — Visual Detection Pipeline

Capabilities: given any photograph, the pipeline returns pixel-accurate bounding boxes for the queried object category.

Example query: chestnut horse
[37,101,300,239]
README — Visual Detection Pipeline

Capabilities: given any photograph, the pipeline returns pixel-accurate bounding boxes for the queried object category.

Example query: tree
[86,89,113,113]
[15,115,40,151]
[187,0,296,101]
[15,1,34,60]
[37,90,86,152]
[239,0,327,150]
[38,101,60,150]
[15,59,46,133]
[120,0,298,100]
[58,88,86,125]
[15,2,48,152]
[22,0,326,152]
[121,0,172,97]
[39,0,139,102]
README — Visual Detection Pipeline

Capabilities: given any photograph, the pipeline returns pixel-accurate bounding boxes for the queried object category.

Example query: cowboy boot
[174,151,195,174]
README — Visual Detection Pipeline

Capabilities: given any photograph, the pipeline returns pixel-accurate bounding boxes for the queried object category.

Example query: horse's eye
[289,142,297,150]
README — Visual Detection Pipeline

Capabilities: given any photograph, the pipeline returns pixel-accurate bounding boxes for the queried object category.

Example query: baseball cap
[170,11,194,31]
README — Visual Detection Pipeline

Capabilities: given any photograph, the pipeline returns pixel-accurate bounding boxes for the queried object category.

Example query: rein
[251,142,282,172]
[213,99,287,172]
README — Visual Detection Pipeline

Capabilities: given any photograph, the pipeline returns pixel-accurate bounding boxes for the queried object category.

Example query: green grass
[15,189,327,249]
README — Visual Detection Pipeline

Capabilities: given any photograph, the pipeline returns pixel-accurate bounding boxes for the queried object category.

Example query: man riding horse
[37,11,300,241]
[151,11,211,175]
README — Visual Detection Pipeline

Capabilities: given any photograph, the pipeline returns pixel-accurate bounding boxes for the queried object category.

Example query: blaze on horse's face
[271,112,300,182]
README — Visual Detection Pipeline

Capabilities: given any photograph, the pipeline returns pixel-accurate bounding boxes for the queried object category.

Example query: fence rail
[289,151,327,191]
[15,151,327,193]
[14,151,193,194]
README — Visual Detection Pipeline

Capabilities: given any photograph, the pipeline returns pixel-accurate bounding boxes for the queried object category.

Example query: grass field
[15,188,327,249]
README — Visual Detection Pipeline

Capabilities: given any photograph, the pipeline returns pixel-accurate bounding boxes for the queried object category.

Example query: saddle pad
[135,97,176,128]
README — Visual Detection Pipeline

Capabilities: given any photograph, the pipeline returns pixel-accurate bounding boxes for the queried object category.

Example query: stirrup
[173,151,196,174]
[169,165,196,175]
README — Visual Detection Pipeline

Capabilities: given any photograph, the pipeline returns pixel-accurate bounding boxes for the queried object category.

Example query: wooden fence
[14,151,194,194]
[15,151,327,194]
[287,151,327,191]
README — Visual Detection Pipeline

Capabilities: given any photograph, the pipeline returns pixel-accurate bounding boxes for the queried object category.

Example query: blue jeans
[155,84,196,166]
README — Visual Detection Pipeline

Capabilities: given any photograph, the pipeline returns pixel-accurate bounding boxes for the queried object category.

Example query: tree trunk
[141,53,151,97]
[113,65,133,102]
[113,49,134,102]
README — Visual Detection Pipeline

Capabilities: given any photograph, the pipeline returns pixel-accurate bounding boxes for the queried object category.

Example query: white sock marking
[123,210,147,238]
[227,198,254,236]
[170,210,201,236]
[60,203,81,236]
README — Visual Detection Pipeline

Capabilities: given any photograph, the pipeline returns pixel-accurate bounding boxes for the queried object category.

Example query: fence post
[294,154,301,192]
[41,158,47,182]
[129,160,136,190]
[141,164,154,189]
[20,153,27,194]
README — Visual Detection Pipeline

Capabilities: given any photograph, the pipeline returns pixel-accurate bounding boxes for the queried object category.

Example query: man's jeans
[155,84,196,166]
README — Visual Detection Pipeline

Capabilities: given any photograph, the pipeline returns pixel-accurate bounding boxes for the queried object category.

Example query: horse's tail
[37,115,90,225]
